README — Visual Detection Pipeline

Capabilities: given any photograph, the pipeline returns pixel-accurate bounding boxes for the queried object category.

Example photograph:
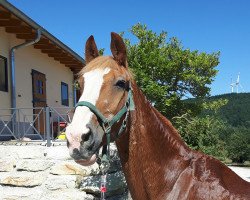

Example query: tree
[98,48,105,56]
[123,23,220,118]
[225,127,250,163]
[172,99,229,160]
[173,114,228,160]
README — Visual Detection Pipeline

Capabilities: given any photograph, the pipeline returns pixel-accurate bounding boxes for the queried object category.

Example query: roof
[0,0,85,74]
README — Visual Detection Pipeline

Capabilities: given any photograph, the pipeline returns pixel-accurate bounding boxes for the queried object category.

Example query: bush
[173,114,228,160]
[225,128,250,163]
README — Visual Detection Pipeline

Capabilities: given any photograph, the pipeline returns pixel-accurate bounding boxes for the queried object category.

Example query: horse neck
[115,84,191,199]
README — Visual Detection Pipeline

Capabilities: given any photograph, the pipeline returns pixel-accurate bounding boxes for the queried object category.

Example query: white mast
[230,78,235,93]
[230,73,245,94]
[235,73,240,93]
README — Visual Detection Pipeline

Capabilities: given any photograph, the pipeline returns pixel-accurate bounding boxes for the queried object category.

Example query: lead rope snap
[99,153,110,200]
[100,174,107,200]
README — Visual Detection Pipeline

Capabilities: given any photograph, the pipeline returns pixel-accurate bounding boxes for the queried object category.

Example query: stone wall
[0,142,131,200]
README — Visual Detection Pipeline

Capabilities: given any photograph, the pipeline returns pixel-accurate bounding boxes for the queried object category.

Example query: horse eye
[115,80,126,89]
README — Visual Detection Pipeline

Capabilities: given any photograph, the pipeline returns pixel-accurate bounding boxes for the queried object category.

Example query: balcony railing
[0,107,73,146]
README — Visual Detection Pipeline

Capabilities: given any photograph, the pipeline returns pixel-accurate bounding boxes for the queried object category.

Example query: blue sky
[8,0,250,96]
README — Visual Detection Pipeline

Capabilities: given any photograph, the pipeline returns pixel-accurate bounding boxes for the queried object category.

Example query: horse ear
[85,35,99,64]
[110,32,127,67]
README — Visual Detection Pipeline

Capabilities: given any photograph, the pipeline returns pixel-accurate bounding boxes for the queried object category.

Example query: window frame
[61,82,69,106]
[0,55,8,92]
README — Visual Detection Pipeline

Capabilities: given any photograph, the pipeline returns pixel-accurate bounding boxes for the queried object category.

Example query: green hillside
[180,93,250,163]
[204,93,250,127]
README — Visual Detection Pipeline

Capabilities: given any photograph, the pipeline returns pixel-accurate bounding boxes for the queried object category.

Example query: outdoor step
[44,145,73,160]
[39,189,94,200]
[0,158,16,172]
[50,161,100,176]
[44,175,76,190]
[0,171,46,187]
[0,145,46,159]
[16,159,54,172]
[0,186,95,200]
[0,185,43,200]
[0,142,129,199]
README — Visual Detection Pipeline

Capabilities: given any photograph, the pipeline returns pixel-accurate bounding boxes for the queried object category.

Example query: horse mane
[132,84,190,152]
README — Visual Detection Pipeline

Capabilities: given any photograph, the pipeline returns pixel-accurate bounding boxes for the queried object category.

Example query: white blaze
[66,68,110,142]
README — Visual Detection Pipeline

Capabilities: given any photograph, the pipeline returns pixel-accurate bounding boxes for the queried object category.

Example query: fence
[0,107,73,146]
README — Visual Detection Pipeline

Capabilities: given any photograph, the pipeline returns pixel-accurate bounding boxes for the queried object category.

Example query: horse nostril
[82,131,91,142]
[72,148,82,160]
[73,148,80,154]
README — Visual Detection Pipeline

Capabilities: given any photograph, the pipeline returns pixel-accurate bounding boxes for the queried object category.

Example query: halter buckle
[102,121,111,133]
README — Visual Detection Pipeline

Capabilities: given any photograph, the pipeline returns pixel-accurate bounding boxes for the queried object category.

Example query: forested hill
[204,93,250,127]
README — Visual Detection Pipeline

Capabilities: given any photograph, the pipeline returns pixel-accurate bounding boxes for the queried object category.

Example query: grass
[225,160,250,168]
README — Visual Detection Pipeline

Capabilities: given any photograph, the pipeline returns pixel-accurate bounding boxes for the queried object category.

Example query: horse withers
[66,32,250,200]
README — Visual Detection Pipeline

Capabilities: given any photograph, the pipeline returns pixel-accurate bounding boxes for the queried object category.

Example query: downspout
[10,29,42,137]
[73,84,77,106]
[10,28,42,110]
[73,76,77,106]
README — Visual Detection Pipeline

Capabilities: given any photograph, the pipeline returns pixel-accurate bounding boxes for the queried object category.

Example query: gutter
[10,29,42,110]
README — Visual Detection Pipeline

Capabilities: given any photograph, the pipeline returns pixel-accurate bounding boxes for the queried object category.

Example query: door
[32,70,46,135]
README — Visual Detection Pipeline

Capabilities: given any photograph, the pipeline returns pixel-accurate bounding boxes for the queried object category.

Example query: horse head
[66,32,133,166]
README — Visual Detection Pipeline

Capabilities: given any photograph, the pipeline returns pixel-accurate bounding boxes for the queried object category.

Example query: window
[36,80,43,94]
[61,82,69,106]
[0,56,8,92]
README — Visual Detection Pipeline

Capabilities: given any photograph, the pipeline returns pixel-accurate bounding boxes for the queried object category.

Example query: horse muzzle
[65,124,102,166]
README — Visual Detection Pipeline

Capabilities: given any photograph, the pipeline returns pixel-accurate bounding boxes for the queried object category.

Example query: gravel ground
[228,166,250,182]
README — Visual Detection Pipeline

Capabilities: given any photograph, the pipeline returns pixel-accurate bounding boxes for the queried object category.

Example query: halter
[75,85,135,198]
[75,87,134,145]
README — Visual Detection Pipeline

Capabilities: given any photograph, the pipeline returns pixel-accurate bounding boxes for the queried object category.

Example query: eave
[0,0,85,74]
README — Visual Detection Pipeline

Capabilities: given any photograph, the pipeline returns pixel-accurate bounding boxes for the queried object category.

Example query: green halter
[75,86,135,172]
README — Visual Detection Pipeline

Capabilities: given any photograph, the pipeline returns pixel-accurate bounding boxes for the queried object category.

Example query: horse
[65,32,250,200]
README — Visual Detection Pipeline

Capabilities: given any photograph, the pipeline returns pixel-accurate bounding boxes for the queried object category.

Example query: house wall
[0,27,11,110]
[0,27,75,135]
[0,27,74,110]
[13,38,74,108]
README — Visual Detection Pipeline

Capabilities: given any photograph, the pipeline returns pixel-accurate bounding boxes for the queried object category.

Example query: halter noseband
[75,86,135,171]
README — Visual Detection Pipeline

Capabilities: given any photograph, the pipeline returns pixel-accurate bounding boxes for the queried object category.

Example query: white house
[0,0,85,140]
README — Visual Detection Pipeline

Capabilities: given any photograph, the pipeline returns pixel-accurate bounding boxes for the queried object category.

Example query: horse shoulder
[187,152,250,199]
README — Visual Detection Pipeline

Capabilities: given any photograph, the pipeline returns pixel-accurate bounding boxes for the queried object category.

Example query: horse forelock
[76,56,134,102]
[78,56,133,79]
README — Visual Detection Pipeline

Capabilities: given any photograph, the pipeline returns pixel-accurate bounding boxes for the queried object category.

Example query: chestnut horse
[66,33,250,199]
